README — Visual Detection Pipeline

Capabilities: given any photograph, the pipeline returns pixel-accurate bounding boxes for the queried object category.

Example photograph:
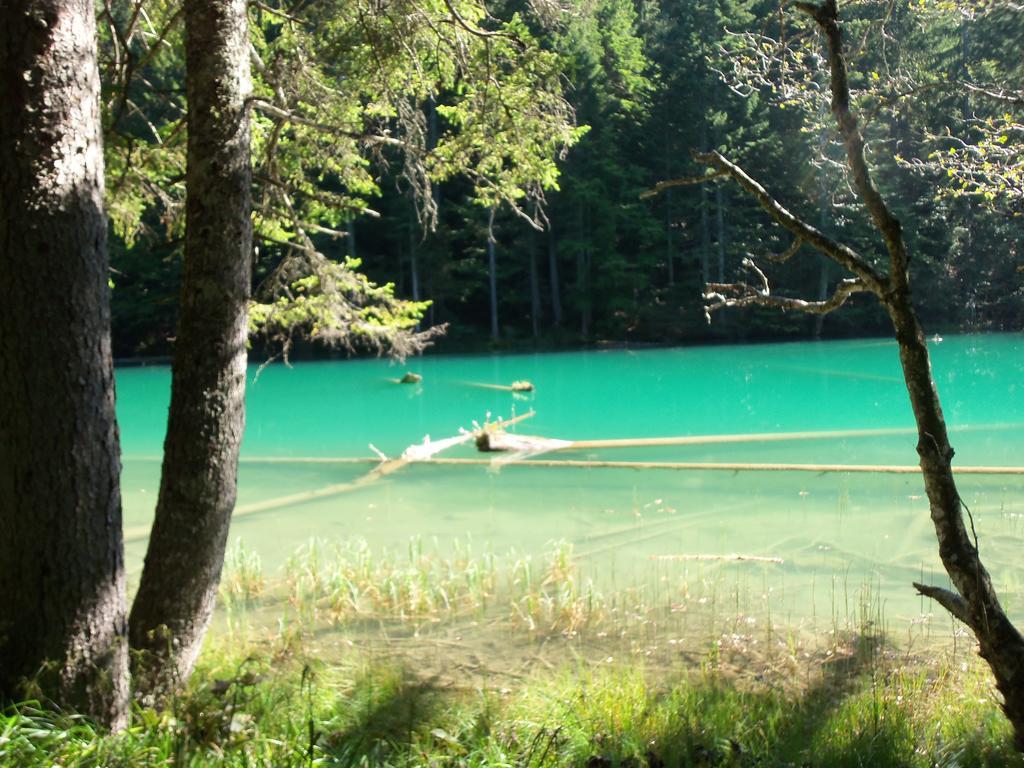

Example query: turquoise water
[117,334,1024,627]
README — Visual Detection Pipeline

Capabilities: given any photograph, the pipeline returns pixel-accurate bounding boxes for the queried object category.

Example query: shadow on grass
[572,630,1020,768]
[320,665,446,767]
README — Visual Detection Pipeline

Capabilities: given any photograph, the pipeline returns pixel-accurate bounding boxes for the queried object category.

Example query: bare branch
[798,0,909,291]
[757,236,804,264]
[963,82,1024,106]
[250,0,306,25]
[248,98,406,148]
[913,582,972,625]
[638,170,727,200]
[704,274,868,321]
[440,0,525,49]
[692,149,887,294]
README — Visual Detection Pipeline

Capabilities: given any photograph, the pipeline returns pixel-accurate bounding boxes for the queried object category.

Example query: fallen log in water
[123,411,536,543]
[649,553,785,564]
[474,425,927,458]
[431,457,1024,474]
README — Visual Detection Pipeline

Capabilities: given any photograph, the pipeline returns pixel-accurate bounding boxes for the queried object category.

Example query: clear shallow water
[117,334,1024,628]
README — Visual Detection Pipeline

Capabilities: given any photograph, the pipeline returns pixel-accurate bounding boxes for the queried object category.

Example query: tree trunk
[487,210,499,341]
[666,187,675,285]
[529,233,542,338]
[715,185,726,283]
[129,0,252,698]
[699,125,711,285]
[548,224,563,327]
[0,0,128,729]
[687,0,1024,748]
[887,298,1024,751]
[409,204,421,302]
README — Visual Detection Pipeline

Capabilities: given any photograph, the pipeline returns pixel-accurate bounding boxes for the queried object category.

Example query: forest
[103,0,1024,358]
[3,0,1024,765]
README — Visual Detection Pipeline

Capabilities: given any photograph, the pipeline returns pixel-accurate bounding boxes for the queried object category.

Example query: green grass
[5,537,1023,766]
[3,645,1021,767]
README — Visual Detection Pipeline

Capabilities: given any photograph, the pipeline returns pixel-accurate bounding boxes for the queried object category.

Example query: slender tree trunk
[689,0,1024,747]
[0,0,128,729]
[715,185,726,283]
[699,125,711,285]
[666,187,675,285]
[808,3,1024,747]
[529,233,542,338]
[129,0,252,697]
[576,206,591,339]
[488,210,499,341]
[409,204,421,302]
[548,223,563,327]
[814,148,830,338]
[886,297,1024,750]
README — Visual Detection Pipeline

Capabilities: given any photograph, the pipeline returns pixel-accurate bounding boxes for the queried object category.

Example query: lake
[117,333,1024,636]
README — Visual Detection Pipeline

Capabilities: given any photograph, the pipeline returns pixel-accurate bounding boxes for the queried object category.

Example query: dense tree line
[106,0,1023,356]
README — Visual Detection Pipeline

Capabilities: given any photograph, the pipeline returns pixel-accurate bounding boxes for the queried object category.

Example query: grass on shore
[4,537,1023,767]
[3,643,1020,767]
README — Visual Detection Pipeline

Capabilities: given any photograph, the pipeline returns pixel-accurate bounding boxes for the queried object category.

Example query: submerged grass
[6,537,1022,766]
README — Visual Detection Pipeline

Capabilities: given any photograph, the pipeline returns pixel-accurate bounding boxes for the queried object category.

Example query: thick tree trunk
[129,0,252,697]
[0,0,128,728]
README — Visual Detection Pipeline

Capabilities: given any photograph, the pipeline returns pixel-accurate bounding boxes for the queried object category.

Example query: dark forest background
[108,0,1023,358]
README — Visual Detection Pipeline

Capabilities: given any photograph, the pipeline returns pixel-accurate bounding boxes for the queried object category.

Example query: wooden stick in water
[428,457,1024,474]
[567,426,920,450]
[650,553,785,564]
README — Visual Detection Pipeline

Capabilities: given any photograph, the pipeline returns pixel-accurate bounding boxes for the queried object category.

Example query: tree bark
[887,297,1024,751]
[129,0,252,697]
[0,0,128,728]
